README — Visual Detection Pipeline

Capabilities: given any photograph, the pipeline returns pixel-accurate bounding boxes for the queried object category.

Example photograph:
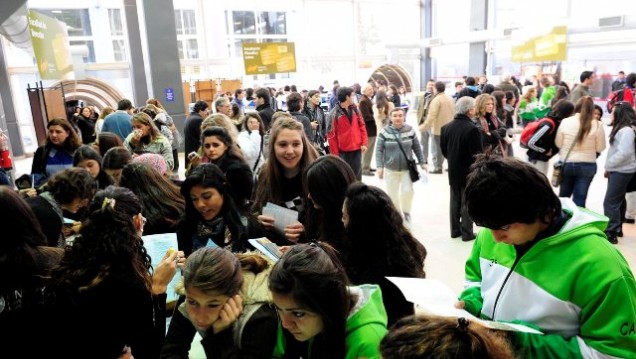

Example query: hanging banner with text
[511,26,568,63]
[28,9,74,80]
[242,42,296,75]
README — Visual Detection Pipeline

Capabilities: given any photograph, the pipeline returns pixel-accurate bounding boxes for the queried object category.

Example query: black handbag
[391,128,420,182]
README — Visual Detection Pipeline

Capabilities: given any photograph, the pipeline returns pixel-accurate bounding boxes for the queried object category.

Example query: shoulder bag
[391,127,420,182]
[551,141,575,187]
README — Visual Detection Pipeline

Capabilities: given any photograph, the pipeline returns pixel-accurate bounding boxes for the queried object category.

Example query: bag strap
[252,135,263,172]
[561,139,575,164]
[390,127,411,162]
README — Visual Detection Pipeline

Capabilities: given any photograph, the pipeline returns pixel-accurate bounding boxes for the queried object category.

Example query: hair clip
[102,197,116,210]
[456,317,470,331]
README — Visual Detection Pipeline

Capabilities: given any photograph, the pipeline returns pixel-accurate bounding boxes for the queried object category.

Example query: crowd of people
[1,73,635,359]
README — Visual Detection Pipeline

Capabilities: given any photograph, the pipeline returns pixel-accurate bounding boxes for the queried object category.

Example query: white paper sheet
[386,277,543,334]
[262,202,299,233]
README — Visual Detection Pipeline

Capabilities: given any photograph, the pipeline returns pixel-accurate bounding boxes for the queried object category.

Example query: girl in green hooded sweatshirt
[269,242,388,359]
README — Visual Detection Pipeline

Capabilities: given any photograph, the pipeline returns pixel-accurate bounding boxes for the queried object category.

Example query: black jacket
[184,112,204,167]
[440,114,483,188]
[214,154,254,211]
[358,95,377,137]
[526,119,560,162]
[256,104,275,130]
[289,111,314,142]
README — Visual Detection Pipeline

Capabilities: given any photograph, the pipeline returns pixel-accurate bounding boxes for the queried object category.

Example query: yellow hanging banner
[28,9,74,79]
[512,26,567,63]
[242,42,296,75]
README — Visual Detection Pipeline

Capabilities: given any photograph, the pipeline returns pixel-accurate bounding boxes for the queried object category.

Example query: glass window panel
[174,10,183,35]
[258,12,286,35]
[108,9,123,36]
[112,40,126,62]
[233,11,256,34]
[187,39,199,59]
[177,40,184,60]
[35,9,92,37]
[70,40,95,63]
[183,10,197,35]
[232,39,257,58]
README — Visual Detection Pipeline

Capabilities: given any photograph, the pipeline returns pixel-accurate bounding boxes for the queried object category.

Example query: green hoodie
[272,284,388,359]
[459,198,636,359]
[540,85,556,107]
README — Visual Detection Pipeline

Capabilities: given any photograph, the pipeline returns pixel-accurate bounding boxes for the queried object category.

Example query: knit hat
[131,153,168,176]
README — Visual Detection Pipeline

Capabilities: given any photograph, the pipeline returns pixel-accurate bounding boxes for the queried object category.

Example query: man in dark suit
[440,96,483,241]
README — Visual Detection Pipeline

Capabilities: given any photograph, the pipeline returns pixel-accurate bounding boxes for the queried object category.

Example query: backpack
[519,118,555,149]
[607,88,635,113]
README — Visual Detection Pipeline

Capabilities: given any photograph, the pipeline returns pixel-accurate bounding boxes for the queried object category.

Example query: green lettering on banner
[27,9,74,80]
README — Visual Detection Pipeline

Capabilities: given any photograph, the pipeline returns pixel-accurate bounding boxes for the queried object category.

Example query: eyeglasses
[141,215,147,227]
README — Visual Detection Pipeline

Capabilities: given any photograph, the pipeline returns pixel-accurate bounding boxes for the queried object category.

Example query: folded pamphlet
[248,237,282,262]
[142,233,182,303]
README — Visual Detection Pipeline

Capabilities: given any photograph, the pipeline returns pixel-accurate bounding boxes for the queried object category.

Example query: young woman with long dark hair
[252,117,318,244]
[555,96,606,207]
[342,182,427,326]
[177,163,264,256]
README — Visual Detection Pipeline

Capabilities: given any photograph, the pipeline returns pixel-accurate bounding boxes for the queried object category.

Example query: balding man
[215,96,231,116]
[440,97,483,242]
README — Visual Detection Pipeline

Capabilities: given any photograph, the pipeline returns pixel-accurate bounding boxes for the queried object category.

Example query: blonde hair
[521,86,537,102]
[98,107,114,120]
[202,113,239,142]
[474,94,496,118]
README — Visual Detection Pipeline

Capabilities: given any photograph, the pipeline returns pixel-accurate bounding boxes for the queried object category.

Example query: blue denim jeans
[603,172,634,233]
[559,162,597,207]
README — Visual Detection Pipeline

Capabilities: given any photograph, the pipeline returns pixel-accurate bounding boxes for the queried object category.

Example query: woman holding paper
[161,247,277,358]
[29,117,83,190]
[252,116,318,244]
[269,242,388,359]
[177,163,265,256]
[48,186,184,359]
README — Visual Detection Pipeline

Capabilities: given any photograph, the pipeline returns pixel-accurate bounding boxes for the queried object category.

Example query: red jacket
[327,105,368,155]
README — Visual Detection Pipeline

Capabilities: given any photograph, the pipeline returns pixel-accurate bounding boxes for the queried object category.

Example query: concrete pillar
[0,38,24,157]
[123,0,149,107]
[420,0,432,90]
[0,0,26,24]
[468,0,488,76]
[139,0,186,149]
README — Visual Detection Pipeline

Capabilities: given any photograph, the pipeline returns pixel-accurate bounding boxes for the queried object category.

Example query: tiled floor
[10,113,635,295]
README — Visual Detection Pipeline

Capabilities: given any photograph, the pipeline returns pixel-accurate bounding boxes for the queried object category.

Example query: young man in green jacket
[459,154,636,359]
